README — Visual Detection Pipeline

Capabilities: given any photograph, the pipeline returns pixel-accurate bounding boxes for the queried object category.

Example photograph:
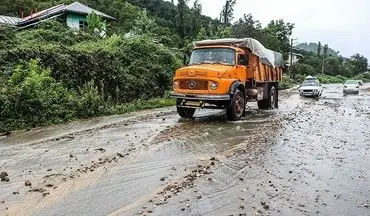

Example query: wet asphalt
[0,84,369,216]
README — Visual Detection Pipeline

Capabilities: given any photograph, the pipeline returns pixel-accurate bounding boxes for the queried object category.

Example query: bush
[1,34,181,103]
[0,22,182,132]
[317,74,347,84]
[0,59,176,132]
[290,63,317,76]
[354,72,370,83]
[279,76,296,90]
[0,60,77,131]
[75,81,106,118]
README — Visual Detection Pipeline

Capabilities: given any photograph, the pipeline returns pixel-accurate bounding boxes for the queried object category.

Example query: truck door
[236,53,248,82]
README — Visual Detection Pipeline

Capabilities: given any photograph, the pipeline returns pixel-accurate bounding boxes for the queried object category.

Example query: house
[287,53,304,66]
[0,2,114,31]
[287,47,304,66]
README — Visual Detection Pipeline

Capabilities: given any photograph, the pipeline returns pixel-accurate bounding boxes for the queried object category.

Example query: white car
[343,80,359,94]
[305,75,318,81]
[299,80,323,97]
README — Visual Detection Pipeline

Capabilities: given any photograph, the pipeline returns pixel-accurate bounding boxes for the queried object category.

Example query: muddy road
[1,84,369,216]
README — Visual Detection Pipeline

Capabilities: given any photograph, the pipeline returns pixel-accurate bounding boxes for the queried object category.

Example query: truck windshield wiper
[214,61,232,66]
[190,61,232,66]
[189,61,212,65]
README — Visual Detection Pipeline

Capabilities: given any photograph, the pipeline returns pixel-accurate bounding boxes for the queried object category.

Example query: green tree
[176,0,189,45]
[128,9,157,36]
[349,53,368,74]
[232,14,263,40]
[323,44,328,57]
[190,0,202,37]
[0,0,38,16]
[263,19,294,56]
[86,11,107,36]
[220,0,237,24]
[317,41,321,56]
[0,26,16,50]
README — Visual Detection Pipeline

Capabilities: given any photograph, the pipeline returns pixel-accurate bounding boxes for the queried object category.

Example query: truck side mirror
[238,55,248,66]
[183,54,188,65]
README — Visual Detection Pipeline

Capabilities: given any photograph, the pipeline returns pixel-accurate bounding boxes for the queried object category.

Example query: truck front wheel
[226,89,245,121]
[176,99,196,118]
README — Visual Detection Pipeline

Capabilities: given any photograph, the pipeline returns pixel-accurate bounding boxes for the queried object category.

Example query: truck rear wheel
[176,99,196,118]
[258,85,278,109]
[226,89,245,121]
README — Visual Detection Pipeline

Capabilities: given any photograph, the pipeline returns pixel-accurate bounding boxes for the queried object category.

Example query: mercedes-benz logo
[188,80,197,89]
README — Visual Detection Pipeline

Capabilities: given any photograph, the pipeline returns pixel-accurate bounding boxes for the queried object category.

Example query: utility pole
[289,38,298,79]
[322,44,328,74]
[290,38,293,68]
[321,54,325,74]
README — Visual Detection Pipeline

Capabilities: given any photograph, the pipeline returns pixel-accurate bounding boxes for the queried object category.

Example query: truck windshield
[189,48,235,66]
[302,81,320,86]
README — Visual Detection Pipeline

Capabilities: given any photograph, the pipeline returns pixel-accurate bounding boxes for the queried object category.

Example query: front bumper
[170,92,231,101]
[299,91,319,96]
[343,89,359,94]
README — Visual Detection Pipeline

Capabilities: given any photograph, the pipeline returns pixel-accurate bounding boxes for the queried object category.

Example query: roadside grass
[279,75,300,90]
[105,97,176,115]
[316,74,347,84]
[0,97,176,133]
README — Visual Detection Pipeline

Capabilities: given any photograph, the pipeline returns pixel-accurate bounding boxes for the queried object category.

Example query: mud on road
[0,84,369,216]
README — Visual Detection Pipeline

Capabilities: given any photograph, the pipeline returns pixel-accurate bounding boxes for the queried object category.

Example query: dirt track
[0,84,369,216]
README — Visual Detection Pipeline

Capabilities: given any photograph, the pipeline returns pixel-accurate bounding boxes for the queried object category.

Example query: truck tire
[226,89,245,121]
[176,99,195,118]
[258,85,278,109]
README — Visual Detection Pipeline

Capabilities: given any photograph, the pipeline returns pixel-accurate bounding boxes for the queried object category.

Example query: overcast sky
[169,0,370,60]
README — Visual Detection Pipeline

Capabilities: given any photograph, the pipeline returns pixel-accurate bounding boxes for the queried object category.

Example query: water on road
[0,84,369,216]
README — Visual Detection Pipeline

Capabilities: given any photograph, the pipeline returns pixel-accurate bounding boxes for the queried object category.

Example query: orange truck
[170,38,284,121]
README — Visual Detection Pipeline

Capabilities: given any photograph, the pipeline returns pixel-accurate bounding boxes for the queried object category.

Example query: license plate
[185,101,202,107]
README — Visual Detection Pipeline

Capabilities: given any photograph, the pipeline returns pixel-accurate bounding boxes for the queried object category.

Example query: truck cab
[170,38,284,121]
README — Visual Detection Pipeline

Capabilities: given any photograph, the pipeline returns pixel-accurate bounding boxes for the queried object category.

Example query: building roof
[64,2,114,20]
[0,15,21,26]
[7,1,114,27]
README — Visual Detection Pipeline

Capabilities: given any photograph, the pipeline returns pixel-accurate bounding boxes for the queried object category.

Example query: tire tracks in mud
[117,109,285,215]
[1,110,180,216]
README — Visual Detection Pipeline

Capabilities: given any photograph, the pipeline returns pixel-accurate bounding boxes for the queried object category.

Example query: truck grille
[303,90,313,92]
[179,71,208,77]
[179,80,208,90]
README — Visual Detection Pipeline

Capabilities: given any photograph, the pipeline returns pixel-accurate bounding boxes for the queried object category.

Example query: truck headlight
[210,82,218,90]
[173,81,179,89]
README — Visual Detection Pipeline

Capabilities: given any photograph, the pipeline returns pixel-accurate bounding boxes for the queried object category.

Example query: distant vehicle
[343,80,359,94]
[305,75,318,81]
[357,80,363,86]
[299,80,323,97]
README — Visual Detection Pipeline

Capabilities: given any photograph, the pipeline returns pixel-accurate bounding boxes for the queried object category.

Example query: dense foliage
[0,21,179,131]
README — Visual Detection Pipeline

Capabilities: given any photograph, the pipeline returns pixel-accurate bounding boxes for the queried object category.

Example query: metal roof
[21,4,66,22]
[13,1,115,27]
[65,2,115,20]
[0,15,21,26]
